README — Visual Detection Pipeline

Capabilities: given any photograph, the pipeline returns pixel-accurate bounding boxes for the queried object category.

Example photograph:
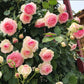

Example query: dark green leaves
[54,26,61,35]
[48,0,57,5]
[42,2,49,9]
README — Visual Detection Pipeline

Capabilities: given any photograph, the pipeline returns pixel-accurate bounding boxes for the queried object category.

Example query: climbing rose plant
[0,0,84,84]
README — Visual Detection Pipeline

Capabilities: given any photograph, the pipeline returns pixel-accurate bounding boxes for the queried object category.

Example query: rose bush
[0,0,84,84]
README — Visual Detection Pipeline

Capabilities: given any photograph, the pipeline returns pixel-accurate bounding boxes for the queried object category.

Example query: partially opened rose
[0,18,17,36]
[70,44,77,51]
[17,64,32,79]
[7,51,24,68]
[58,4,66,13]
[74,17,80,23]
[56,82,63,84]
[73,29,84,39]
[0,39,13,53]
[35,18,45,28]
[39,48,54,62]
[24,2,36,15]
[44,11,57,28]
[20,13,32,24]
[38,62,53,75]
[23,36,38,52]
[58,12,69,24]
[21,47,33,59]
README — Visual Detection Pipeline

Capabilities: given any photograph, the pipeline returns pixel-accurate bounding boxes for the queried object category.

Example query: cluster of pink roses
[68,22,84,39]
[35,4,69,28]
[38,48,54,75]
[0,18,17,36]
[20,2,36,24]
[21,36,38,59]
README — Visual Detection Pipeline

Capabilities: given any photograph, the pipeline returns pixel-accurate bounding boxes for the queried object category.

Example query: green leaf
[18,21,22,30]
[3,71,12,81]
[42,37,54,43]
[69,75,77,84]
[8,77,18,84]
[51,60,57,71]
[48,0,57,5]
[42,1,49,9]
[47,76,54,84]
[44,32,56,36]
[4,10,10,16]
[54,36,64,43]
[31,79,38,84]
[54,26,61,35]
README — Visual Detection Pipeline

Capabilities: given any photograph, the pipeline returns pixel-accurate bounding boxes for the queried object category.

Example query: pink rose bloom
[13,38,18,43]
[0,39,13,53]
[74,17,80,23]
[20,13,32,24]
[39,48,54,62]
[0,18,17,36]
[44,11,57,28]
[58,4,66,13]
[23,36,38,52]
[24,2,36,15]
[73,29,84,39]
[38,62,53,75]
[21,47,33,59]
[7,51,24,68]
[58,12,69,24]
[35,18,45,28]
[18,64,32,79]
[70,44,77,51]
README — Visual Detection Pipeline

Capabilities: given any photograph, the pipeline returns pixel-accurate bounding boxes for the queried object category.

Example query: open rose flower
[0,39,13,53]
[24,2,36,15]
[58,12,69,24]
[21,47,33,59]
[39,48,54,62]
[38,62,53,75]
[20,13,32,24]
[35,18,45,28]
[0,18,17,36]
[23,36,38,52]
[58,4,66,13]
[7,51,24,68]
[69,44,77,51]
[73,29,84,39]
[44,11,57,28]
[18,64,32,79]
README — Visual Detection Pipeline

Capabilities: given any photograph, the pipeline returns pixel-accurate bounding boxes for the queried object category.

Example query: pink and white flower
[20,13,32,24]
[70,44,77,51]
[7,51,24,68]
[23,36,38,52]
[44,11,57,28]
[0,18,17,36]
[17,64,32,79]
[35,18,45,28]
[0,39,13,53]
[58,4,66,13]
[58,12,69,24]
[74,17,80,23]
[13,38,18,43]
[21,47,33,59]
[38,62,53,75]
[73,29,84,39]
[39,48,54,62]
[24,2,36,15]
